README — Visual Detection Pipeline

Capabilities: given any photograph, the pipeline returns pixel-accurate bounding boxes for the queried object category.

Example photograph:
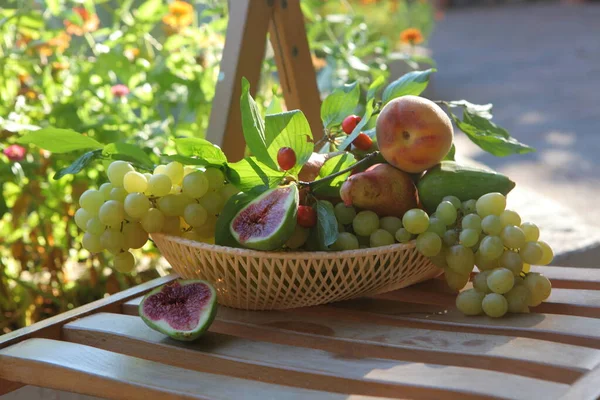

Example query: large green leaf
[265,110,314,174]
[215,192,255,248]
[382,68,436,104]
[320,81,360,129]
[315,200,338,250]
[313,152,356,197]
[443,143,456,161]
[53,150,103,179]
[447,100,493,119]
[367,75,386,102]
[224,157,284,194]
[452,111,535,157]
[174,137,227,165]
[239,78,277,169]
[17,128,103,153]
[338,98,375,151]
[0,186,8,219]
[103,142,154,169]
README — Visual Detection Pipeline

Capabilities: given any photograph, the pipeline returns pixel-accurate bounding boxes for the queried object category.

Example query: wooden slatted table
[2,265,600,399]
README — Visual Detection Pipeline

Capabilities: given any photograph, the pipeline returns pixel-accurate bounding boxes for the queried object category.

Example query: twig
[299,151,380,189]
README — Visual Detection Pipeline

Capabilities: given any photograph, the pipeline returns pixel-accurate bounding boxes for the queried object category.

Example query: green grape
[520,222,540,242]
[473,271,492,293]
[109,187,128,202]
[443,229,458,246]
[98,200,126,227]
[482,293,508,318]
[124,193,151,219]
[286,226,310,249]
[82,232,103,253]
[379,216,403,235]
[459,229,479,248]
[99,183,113,201]
[181,230,203,242]
[164,161,184,186]
[147,174,172,197]
[170,184,182,194]
[114,251,135,273]
[101,229,125,254]
[157,195,180,217]
[154,165,167,175]
[79,189,104,215]
[501,225,526,249]
[141,208,165,233]
[499,249,523,276]
[524,273,552,306]
[462,199,477,214]
[505,285,531,313]
[416,232,442,256]
[337,222,345,233]
[107,161,134,187]
[475,250,499,271]
[537,241,554,265]
[353,211,380,236]
[182,171,209,199]
[479,236,504,260]
[500,210,521,227]
[198,192,224,215]
[429,248,448,268]
[370,229,395,248]
[74,208,92,230]
[86,217,105,235]
[481,215,502,235]
[436,201,457,226]
[402,209,429,234]
[334,203,357,225]
[444,268,470,291]
[446,244,475,275]
[456,288,485,316]
[520,242,543,264]
[394,228,412,243]
[486,268,515,294]
[123,222,148,249]
[220,184,240,202]
[442,195,462,210]
[462,214,482,231]
[204,168,225,192]
[427,217,446,237]
[195,215,217,238]
[162,216,182,235]
[184,203,208,228]
[123,171,148,194]
[476,192,506,217]
[332,232,359,250]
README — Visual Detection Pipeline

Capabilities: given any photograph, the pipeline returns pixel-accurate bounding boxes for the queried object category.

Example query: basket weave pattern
[152,233,442,310]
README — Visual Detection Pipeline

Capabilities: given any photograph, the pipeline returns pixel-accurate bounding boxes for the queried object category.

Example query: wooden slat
[63,313,567,400]
[269,0,323,140]
[121,297,600,383]
[532,266,600,290]
[0,339,377,400]
[561,364,600,400]
[0,378,24,396]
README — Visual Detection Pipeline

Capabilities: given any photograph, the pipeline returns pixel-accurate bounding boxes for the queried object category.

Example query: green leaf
[443,143,456,161]
[174,138,227,165]
[452,111,536,157]
[338,98,375,151]
[215,192,255,248]
[225,157,284,194]
[447,100,493,119]
[53,150,103,179]
[240,78,277,169]
[382,68,437,104]
[135,0,167,21]
[265,110,314,174]
[17,128,103,153]
[315,200,338,250]
[45,0,61,15]
[103,142,154,169]
[367,76,386,102]
[0,186,8,219]
[320,82,360,129]
[313,152,356,197]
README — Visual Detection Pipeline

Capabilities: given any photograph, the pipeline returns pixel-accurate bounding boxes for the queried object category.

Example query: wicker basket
[152,233,442,310]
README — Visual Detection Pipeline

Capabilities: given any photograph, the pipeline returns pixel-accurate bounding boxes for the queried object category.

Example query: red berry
[277,147,296,171]
[352,133,373,151]
[297,205,317,228]
[341,115,361,135]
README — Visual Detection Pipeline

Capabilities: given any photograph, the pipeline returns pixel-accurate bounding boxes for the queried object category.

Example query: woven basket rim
[151,233,417,260]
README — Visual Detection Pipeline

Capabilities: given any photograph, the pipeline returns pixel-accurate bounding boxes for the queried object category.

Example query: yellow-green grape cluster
[74,160,236,272]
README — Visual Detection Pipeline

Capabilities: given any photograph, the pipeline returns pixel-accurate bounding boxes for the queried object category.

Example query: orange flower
[124,48,140,61]
[64,7,100,36]
[399,28,424,45]
[51,61,70,72]
[311,54,327,71]
[162,1,194,32]
[35,32,71,57]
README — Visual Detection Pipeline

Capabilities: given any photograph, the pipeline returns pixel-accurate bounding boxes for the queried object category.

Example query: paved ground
[427,1,600,266]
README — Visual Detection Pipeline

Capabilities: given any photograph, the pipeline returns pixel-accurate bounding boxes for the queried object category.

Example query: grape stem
[299,151,380,190]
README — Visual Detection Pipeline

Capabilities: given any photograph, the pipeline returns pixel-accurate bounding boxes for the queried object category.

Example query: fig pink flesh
[232,187,289,242]
[143,282,212,331]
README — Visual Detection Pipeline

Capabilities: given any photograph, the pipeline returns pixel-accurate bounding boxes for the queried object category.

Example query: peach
[376,95,453,173]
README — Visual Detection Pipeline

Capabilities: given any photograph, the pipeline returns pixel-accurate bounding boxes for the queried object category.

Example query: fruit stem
[299,151,380,190]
